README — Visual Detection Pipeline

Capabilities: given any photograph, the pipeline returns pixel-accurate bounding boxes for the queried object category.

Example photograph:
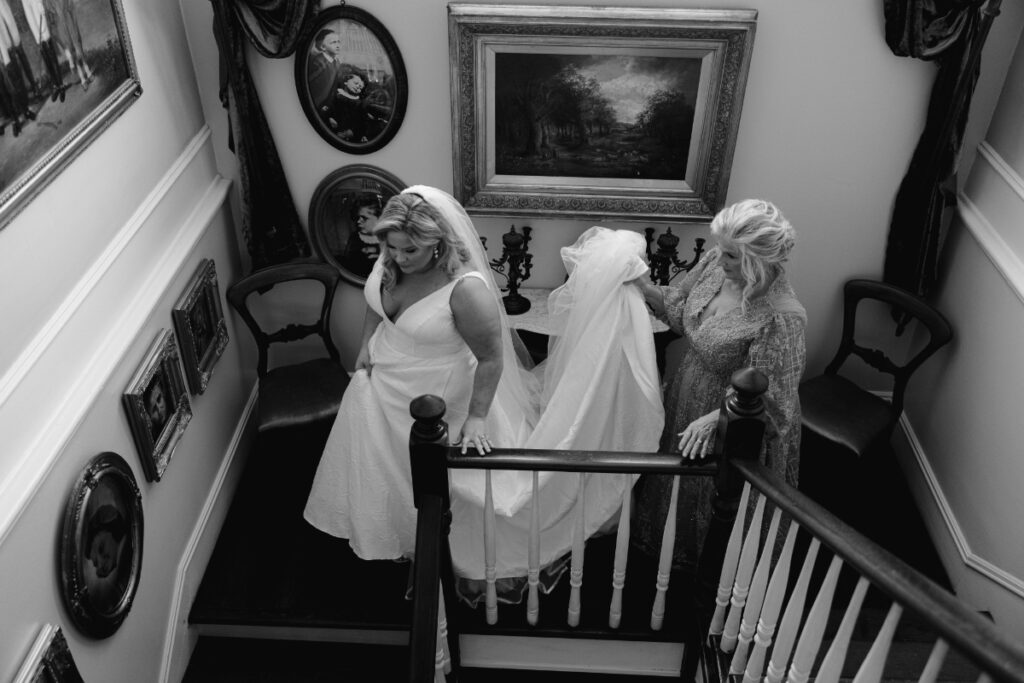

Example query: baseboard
[891,412,1024,631]
[158,384,258,683]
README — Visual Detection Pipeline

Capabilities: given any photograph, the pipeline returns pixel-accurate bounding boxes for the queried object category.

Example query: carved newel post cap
[729,368,768,415]
[410,394,446,421]
[502,230,525,249]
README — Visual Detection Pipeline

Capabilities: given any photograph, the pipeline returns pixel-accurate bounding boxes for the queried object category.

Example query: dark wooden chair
[227,261,350,433]
[799,279,953,460]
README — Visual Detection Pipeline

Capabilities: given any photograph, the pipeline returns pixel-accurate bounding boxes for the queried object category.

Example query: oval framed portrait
[60,452,144,639]
[309,164,405,286]
[295,5,408,154]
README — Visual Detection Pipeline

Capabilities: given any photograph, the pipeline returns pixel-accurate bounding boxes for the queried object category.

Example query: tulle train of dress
[303,220,664,601]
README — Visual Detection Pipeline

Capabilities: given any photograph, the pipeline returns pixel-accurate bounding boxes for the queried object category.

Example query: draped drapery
[882,0,1001,301]
[210,0,317,270]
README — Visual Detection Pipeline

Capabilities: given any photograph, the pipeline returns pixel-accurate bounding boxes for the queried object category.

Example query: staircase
[183,417,978,681]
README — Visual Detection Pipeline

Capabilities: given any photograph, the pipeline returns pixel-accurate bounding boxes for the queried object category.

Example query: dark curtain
[210,0,318,270]
[882,0,1002,300]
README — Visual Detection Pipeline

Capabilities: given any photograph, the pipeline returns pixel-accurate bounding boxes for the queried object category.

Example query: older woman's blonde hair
[372,192,472,289]
[710,198,796,309]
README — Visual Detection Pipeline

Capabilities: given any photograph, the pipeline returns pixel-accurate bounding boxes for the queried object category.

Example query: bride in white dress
[303,185,664,596]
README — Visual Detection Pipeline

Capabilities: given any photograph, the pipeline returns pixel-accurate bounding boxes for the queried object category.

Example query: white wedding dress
[303,186,664,587]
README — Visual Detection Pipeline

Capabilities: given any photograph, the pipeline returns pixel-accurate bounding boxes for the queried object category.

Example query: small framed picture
[309,164,405,286]
[173,259,229,395]
[294,4,408,154]
[122,330,191,481]
[14,624,84,682]
[59,452,144,639]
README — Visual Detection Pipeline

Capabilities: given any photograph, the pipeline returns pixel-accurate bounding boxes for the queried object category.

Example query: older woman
[631,198,807,572]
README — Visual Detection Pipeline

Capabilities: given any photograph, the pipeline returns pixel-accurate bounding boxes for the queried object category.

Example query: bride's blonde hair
[372,192,472,289]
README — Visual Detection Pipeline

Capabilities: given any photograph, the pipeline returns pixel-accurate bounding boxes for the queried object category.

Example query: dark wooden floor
[184,417,957,681]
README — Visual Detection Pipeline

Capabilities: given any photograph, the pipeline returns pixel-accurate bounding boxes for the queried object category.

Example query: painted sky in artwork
[574,55,701,124]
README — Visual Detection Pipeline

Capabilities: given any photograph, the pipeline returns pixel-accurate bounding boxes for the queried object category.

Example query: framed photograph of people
[309,164,405,286]
[0,0,141,230]
[122,330,191,482]
[172,259,228,395]
[13,624,84,682]
[294,4,407,154]
[59,452,143,639]
[448,5,757,223]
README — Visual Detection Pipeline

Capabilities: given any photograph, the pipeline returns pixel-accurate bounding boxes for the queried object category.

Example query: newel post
[696,368,768,613]
[408,395,459,683]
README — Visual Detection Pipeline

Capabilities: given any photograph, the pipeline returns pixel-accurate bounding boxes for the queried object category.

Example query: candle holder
[489,224,533,314]
[643,227,706,286]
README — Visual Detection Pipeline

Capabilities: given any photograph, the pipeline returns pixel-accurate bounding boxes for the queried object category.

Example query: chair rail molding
[0,126,230,545]
[896,411,1024,600]
[960,141,1024,306]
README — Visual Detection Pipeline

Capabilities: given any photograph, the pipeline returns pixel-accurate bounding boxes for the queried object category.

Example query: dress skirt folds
[304,226,665,593]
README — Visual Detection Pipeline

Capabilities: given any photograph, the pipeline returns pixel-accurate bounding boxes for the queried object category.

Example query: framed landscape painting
[0,0,140,230]
[448,5,757,223]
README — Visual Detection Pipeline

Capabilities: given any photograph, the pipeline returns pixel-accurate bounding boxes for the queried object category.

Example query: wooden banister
[730,457,1024,683]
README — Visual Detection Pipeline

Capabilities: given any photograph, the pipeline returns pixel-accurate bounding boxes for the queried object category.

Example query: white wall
[901,14,1024,634]
[185,0,942,375]
[0,0,254,680]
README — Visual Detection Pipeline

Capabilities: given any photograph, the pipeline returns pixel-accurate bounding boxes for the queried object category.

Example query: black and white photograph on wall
[13,624,84,682]
[294,4,407,154]
[309,164,405,286]
[0,0,141,230]
[173,259,229,395]
[122,329,191,481]
[59,452,143,639]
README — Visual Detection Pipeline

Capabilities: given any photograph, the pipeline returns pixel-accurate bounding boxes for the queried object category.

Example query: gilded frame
[448,4,756,222]
[172,259,229,395]
[59,453,144,639]
[13,624,84,682]
[0,0,141,230]
[122,330,191,482]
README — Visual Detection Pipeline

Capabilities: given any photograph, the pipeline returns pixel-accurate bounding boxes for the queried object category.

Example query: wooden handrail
[445,449,716,475]
[731,457,1024,683]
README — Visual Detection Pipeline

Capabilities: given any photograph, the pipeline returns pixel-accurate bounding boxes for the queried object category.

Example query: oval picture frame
[309,164,406,286]
[295,5,408,154]
[60,452,144,639]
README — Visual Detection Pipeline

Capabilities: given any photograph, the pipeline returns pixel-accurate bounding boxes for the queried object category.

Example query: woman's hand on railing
[677,410,719,460]
[457,416,492,455]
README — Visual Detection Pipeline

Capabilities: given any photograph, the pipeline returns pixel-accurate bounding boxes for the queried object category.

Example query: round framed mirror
[60,452,144,638]
[309,164,406,286]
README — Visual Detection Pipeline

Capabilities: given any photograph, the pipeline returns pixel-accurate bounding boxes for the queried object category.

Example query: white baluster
[484,470,497,625]
[917,639,949,683]
[709,482,752,635]
[730,507,782,673]
[721,494,768,653]
[567,473,586,627]
[851,603,903,683]
[437,581,452,674]
[652,475,682,631]
[743,521,798,683]
[434,582,447,683]
[609,482,632,628]
[786,555,843,683]
[765,537,820,683]
[815,577,869,683]
[527,470,541,625]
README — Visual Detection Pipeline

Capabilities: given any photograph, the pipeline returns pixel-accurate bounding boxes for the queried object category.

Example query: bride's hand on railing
[457,416,492,455]
[677,410,718,460]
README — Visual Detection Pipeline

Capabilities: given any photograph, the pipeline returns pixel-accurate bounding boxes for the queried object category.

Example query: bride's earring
[433,246,439,260]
